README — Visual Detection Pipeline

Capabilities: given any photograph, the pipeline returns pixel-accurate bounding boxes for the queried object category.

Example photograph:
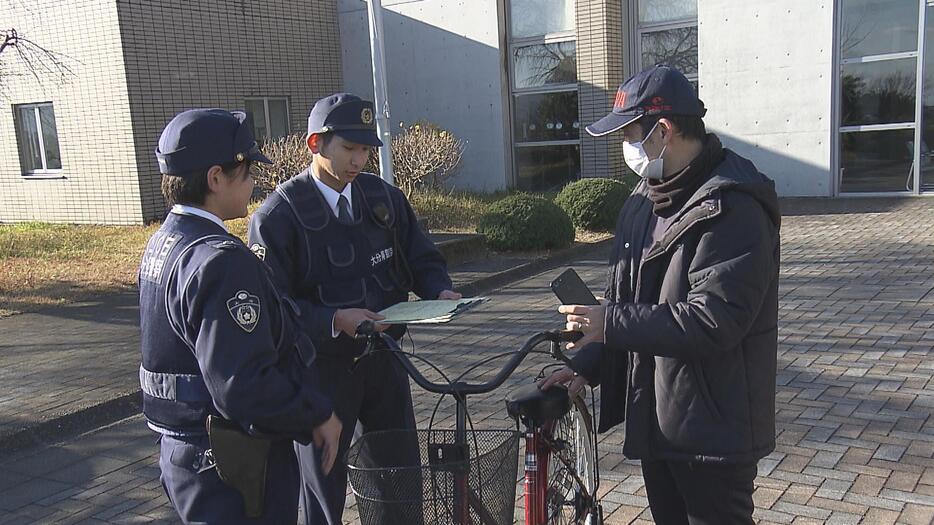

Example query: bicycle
[346,322,603,525]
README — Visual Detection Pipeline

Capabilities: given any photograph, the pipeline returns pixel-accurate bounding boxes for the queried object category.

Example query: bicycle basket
[347,429,520,525]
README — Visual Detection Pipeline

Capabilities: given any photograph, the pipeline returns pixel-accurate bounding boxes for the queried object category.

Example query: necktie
[337,195,353,225]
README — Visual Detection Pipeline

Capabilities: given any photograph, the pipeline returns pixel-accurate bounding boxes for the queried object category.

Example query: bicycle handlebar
[355,320,581,397]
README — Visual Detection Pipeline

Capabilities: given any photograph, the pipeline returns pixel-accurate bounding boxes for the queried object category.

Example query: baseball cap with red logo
[585,65,706,137]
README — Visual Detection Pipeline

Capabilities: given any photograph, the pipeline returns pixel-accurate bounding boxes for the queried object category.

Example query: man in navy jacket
[543,66,780,525]
[248,93,459,524]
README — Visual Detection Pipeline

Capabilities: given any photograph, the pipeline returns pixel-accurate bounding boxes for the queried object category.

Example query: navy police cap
[586,65,706,137]
[155,109,272,176]
[307,93,383,147]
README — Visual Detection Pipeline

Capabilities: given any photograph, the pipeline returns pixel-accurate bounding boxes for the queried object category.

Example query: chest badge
[227,291,261,333]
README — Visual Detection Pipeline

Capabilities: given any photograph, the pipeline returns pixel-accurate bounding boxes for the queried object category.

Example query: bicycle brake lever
[549,341,574,367]
[352,321,380,369]
[354,320,376,339]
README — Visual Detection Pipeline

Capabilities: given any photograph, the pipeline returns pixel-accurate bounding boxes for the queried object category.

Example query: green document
[377,297,486,324]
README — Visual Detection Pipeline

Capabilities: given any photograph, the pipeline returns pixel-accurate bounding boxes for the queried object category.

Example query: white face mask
[623,121,668,180]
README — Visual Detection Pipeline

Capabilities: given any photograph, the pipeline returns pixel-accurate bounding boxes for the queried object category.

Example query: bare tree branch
[388,122,466,197]
[0,27,77,96]
[516,41,576,88]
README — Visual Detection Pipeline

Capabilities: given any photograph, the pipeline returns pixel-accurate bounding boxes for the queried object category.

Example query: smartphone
[550,268,599,306]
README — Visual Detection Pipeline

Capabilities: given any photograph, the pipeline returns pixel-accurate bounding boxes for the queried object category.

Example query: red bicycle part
[524,420,556,525]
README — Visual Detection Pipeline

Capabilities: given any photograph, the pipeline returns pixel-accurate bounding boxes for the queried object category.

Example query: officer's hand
[312,413,343,475]
[558,298,608,350]
[538,366,589,398]
[334,309,388,338]
[438,289,462,300]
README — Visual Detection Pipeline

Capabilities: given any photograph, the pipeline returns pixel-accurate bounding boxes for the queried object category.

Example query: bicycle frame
[524,422,551,525]
[524,401,600,525]
[355,325,599,525]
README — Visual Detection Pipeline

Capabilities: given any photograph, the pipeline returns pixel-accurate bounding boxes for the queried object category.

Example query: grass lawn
[0,212,253,318]
[0,190,604,317]
[1,222,156,317]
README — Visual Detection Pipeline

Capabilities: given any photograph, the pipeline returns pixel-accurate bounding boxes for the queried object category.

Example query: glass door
[920,0,934,191]
[838,0,920,194]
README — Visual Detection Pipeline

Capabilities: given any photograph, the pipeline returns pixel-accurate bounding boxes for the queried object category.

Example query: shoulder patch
[227,290,261,333]
[206,238,239,250]
[249,243,266,261]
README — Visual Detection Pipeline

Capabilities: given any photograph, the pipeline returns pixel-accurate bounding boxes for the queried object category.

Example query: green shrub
[477,194,574,251]
[554,177,634,231]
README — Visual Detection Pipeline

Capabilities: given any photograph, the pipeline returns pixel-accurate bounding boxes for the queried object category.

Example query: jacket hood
[682,148,781,227]
[633,144,781,228]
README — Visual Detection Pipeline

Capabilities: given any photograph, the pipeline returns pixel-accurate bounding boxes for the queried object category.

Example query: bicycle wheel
[544,396,596,525]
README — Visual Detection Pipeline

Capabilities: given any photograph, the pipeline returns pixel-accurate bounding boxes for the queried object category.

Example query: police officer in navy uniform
[139,108,342,524]
[248,93,460,524]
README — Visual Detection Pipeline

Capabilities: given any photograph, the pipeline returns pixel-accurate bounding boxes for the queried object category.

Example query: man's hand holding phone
[558,301,607,349]
[550,268,606,349]
[541,268,604,394]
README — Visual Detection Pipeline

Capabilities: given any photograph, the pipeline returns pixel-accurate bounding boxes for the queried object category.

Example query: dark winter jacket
[572,148,780,464]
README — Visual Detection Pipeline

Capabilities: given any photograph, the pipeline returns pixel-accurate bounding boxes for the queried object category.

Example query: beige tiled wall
[118,0,344,222]
[0,0,141,225]
[576,0,626,179]
[0,0,343,224]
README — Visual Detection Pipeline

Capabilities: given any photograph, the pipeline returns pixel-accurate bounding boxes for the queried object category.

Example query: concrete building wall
[117,0,344,221]
[338,0,509,192]
[0,0,141,224]
[699,1,835,197]
[577,0,626,180]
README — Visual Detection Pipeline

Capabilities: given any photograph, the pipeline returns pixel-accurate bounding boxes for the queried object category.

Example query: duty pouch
[206,415,272,518]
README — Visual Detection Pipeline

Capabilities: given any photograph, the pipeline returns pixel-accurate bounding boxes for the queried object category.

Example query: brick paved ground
[0,243,577,446]
[0,293,140,440]
[2,198,934,524]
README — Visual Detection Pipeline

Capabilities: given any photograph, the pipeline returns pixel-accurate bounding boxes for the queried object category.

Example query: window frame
[511,89,581,143]
[629,1,698,84]
[508,34,579,147]
[504,0,581,191]
[244,97,290,143]
[510,36,578,94]
[838,53,919,129]
[507,0,576,42]
[14,102,63,176]
[833,0,927,195]
[514,139,581,148]
[513,141,582,192]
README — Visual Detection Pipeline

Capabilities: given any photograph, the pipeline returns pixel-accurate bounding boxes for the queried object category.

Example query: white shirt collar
[170,204,228,233]
[311,171,353,218]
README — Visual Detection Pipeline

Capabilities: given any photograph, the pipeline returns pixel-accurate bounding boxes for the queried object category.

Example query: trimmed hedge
[554,178,633,231]
[477,194,575,251]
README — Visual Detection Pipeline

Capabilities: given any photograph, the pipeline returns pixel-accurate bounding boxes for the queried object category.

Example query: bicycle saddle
[505,383,572,424]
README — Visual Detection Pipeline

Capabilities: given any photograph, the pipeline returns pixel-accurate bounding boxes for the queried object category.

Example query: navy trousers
[642,459,757,525]
[296,350,416,525]
[159,434,299,525]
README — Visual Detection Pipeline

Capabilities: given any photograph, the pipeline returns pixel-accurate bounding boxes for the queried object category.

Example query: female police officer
[139,108,341,524]
[248,93,460,524]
